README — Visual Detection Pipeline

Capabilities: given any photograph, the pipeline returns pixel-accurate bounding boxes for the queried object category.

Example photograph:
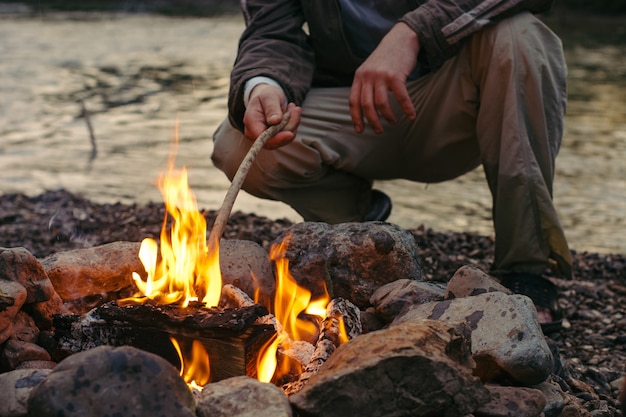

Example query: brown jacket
[228,0,555,131]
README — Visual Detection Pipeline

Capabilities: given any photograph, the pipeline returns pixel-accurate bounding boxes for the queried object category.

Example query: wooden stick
[208,112,291,250]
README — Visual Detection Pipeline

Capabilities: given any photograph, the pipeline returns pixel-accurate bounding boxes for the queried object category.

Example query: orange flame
[170,337,211,389]
[256,235,330,383]
[130,122,222,308]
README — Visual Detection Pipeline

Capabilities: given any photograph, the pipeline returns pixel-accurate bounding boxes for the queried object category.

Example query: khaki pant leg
[464,12,571,277]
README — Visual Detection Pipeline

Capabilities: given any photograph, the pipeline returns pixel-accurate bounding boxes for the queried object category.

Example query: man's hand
[349,22,419,134]
[244,83,302,149]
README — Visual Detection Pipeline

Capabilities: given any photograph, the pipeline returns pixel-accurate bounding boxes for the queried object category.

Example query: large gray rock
[394,292,554,385]
[289,319,490,417]
[272,222,423,308]
[0,368,51,417]
[27,345,195,417]
[196,376,292,417]
[0,280,27,344]
[0,247,54,303]
[219,239,275,307]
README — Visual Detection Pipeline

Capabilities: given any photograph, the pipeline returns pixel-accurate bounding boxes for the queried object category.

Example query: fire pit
[0,211,583,417]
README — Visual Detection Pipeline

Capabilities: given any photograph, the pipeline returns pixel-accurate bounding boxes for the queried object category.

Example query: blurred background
[0,0,624,254]
[2,0,625,15]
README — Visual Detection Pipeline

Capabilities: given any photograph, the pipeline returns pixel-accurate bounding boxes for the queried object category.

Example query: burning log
[282,297,361,395]
[324,297,362,341]
[53,300,275,383]
[221,283,255,309]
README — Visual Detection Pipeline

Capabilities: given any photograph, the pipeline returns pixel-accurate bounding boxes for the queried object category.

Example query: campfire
[52,122,355,392]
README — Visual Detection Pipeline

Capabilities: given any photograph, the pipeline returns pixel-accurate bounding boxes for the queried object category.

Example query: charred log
[53,300,275,382]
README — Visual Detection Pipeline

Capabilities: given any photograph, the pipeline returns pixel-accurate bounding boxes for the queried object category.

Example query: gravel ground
[1,189,625,415]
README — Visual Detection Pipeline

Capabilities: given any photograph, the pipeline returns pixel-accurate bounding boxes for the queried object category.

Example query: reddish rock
[25,291,67,330]
[41,239,274,309]
[0,280,27,344]
[370,279,446,322]
[0,247,54,304]
[444,265,511,299]
[2,339,51,370]
[9,311,39,344]
[475,385,546,417]
[290,319,489,417]
[41,241,142,303]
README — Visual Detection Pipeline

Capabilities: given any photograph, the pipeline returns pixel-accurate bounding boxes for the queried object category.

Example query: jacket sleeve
[399,0,555,72]
[228,0,315,132]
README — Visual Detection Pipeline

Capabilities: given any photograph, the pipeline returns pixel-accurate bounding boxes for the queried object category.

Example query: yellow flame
[305,298,329,317]
[256,234,331,382]
[129,121,222,308]
[170,337,211,389]
[338,316,350,345]
[256,334,280,383]
[272,258,318,341]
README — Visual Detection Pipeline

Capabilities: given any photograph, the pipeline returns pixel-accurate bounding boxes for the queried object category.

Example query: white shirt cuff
[243,76,284,107]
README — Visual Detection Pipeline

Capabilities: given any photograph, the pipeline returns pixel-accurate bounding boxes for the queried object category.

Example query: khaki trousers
[212,12,572,277]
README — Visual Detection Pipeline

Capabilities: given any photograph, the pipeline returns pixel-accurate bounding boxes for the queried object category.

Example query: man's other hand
[349,22,419,134]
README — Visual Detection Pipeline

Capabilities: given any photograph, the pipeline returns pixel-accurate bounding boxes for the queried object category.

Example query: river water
[0,12,624,254]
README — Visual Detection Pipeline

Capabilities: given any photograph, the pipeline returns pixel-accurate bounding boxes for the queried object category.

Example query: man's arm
[228,0,314,134]
[399,0,556,72]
